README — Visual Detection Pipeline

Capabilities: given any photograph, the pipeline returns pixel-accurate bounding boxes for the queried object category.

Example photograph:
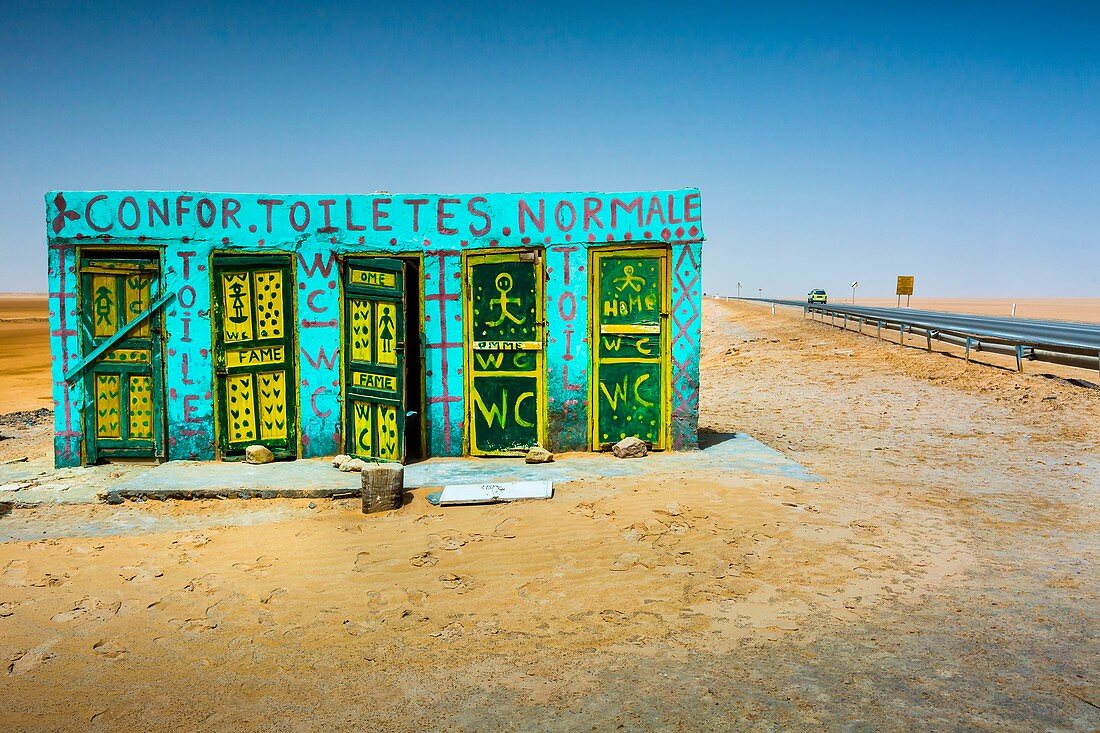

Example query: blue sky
[2,1,1097,297]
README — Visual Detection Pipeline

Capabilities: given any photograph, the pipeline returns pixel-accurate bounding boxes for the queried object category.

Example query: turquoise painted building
[46,190,703,467]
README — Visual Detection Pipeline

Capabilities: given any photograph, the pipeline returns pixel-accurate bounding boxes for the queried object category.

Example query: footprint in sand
[492,517,518,539]
[410,552,438,567]
[51,597,122,623]
[232,556,274,574]
[438,573,477,593]
[119,566,163,583]
[352,551,372,572]
[92,639,129,661]
[0,601,15,618]
[7,641,57,676]
[260,588,287,605]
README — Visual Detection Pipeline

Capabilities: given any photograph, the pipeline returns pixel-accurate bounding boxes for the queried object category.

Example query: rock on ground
[525,447,554,464]
[612,437,648,458]
[244,445,274,464]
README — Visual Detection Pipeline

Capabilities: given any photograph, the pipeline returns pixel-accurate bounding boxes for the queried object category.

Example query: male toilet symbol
[487,272,525,327]
[94,285,113,327]
[615,265,645,293]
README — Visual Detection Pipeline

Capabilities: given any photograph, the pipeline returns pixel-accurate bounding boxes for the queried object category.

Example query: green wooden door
[79,255,165,463]
[591,248,669,450]
[344,258,406,463]
[465,251,545,455]
[211,255,297,459]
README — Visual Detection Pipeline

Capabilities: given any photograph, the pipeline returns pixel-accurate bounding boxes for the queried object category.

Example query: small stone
[104,492,123,505]
[340,458,367,473]
[244,445,274,465]
[612,437,648,459]
[332,454,351,469]
[308,501,317,509]
[525,447,554,464]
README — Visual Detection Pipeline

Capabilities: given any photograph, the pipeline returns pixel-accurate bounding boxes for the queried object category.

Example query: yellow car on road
[807,289,828,304]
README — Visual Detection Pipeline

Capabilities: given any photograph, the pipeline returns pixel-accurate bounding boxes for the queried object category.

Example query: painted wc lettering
[51,191,702,243]
[591,250,669,450]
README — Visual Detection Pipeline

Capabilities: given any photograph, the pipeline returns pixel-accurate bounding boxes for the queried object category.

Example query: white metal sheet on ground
[438,480,553,506]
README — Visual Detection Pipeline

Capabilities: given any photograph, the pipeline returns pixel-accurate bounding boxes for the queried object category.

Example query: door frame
[209,252,299,460]
[338,252,427,462]
[76,247,167,464]
[588,244,673,451]
[461,247,548,456]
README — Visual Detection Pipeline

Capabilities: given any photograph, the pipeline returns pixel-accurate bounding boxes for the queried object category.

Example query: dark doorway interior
[403,258,425,462]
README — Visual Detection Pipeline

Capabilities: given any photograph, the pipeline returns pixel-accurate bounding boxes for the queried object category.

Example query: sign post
[896,275,914,307]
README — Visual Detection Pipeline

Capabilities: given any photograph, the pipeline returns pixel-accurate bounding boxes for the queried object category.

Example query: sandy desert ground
[0,296,52,413]
[0,297,1098,731]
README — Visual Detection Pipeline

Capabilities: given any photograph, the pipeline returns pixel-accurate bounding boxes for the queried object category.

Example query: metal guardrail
[724,297,1100,378]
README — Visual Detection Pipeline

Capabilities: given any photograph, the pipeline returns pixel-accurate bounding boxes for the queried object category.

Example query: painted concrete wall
[46,190,704,467]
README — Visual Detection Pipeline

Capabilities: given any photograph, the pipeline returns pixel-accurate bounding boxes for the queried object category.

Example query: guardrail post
[926,330,933,352]
[876,321,882,339]
[843,314,848,330]
[965,337,972,363]
[1015,345,1024,373]
[899,324,906,347]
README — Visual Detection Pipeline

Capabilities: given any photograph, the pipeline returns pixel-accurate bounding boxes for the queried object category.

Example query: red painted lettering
[645,196,665,226]
[148,198,170,227]
[181,353,195,385]
[558,291,576,321]
[85,195,111,232]
[611,197,643,229]
[554,200,576,231]
[684,192,701,222]
[257,198,283,233]
[345,197,366,231]
[175,195,193,226]
[404,198,430,232]
[373,197,392,231]
[118,196,141,230]
[221,198,241,228]
[437,197,460,235]
[317,199,337,232]
[178,251,197,279]
[289,201,311,231]
[582,197,604,230]
[518,199,545,234]
[178,285,196,309]
[468,197,491,237]
[306,289,327,313]
[183,394,200,422]
[667,194,682,224]
[196,198,217,228]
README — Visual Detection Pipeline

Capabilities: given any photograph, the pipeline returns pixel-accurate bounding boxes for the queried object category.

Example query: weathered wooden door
[464,250,545,455]
[211,255,297,459]
[590,248,669,450]
[79,254,165,463]
[343,258,406,463]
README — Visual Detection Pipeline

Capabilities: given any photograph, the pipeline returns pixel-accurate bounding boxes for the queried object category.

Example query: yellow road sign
[896,276,915,296]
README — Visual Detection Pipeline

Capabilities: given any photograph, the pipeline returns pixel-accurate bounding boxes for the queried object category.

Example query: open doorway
[342,255,425,464]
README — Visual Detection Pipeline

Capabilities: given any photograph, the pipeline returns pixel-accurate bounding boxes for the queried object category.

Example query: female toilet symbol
[615,265,645,293]
[487,272,524,327]
[379,307,396,353]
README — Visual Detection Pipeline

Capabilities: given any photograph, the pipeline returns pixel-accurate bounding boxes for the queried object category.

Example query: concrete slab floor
[0,432,821,506]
